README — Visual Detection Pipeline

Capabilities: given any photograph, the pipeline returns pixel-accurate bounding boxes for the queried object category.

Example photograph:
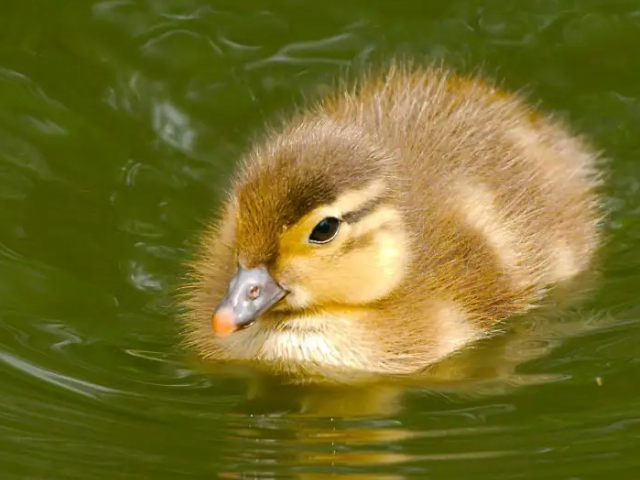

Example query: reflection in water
[219,405,514,479]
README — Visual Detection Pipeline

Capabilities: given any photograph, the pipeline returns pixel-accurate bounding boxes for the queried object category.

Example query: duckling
[181,63,602,384]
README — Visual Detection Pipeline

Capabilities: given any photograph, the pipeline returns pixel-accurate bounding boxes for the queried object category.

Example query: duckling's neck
[231,301,484,380]
[251,307,383,373]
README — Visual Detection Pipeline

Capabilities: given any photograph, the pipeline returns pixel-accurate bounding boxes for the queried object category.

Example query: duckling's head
[212,117,410,336]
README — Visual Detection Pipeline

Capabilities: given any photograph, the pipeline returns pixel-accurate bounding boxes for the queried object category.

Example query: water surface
[1,0,640,478]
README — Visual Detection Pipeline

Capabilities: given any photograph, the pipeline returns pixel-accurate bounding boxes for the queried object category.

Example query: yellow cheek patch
[272,180,409,306]
[279,205,408,305]
[327,228,409,304]
[376,228,408,280]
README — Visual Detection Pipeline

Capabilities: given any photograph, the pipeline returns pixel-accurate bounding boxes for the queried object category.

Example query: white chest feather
[254,315,368,370]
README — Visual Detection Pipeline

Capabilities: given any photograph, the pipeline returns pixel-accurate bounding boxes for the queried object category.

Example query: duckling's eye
[309,217,341,244]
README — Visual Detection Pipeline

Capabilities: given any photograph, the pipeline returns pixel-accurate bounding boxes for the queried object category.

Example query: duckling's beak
[212,265,287,337]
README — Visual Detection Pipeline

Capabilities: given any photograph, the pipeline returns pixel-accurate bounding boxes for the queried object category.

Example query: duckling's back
[319,65,602,328]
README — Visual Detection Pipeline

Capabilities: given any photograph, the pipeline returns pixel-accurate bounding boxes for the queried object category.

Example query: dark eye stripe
[342,195,386,224]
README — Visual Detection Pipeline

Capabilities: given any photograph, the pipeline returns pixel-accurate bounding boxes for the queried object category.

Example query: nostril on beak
[247,285,261,301]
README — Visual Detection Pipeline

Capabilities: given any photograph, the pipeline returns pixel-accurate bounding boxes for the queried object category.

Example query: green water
[1,0,640,478]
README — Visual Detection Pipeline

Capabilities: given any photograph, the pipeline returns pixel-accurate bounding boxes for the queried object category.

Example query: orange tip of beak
[212,307,238,337]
